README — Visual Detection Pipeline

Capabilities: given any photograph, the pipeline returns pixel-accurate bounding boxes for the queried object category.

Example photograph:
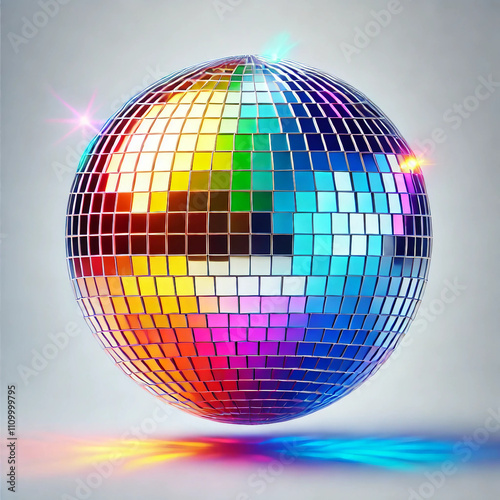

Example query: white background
[1,1,499,499]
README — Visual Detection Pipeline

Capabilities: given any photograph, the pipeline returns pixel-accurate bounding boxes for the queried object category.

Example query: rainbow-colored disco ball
[66,56,432,424]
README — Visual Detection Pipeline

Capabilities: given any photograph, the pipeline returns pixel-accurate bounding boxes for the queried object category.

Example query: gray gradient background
[1,0,500,499]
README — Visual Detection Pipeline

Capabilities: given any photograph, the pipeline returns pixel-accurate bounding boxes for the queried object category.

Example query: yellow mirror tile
[132,256,149,275]
[139,314,155,328]
[144,296,162,314]
[145,104,163,118]
[212,152,231,170]
[172,153,192,171]
[156,277,175,295]
[127,296,144,313]
[160,296,179,314]
[153,315,170,328]
[205,104,223,118]
[132,192,149,212]
[149,256,168,275]
[170,171,189,190]
[200,118,220,133]
[192,152,212,171]
[106,153,123,173]
[151,172,170,191]
[196,134,216,151]
[138,277,156,295]
[122,277,139,295]
[168,256,187,275]
[175,277,195,296]
[149,191,167,211]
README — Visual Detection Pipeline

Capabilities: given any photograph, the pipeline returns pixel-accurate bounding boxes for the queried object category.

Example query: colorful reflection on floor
[17,433,500,477]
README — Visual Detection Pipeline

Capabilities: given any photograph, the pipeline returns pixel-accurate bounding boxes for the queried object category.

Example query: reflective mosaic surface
[66,56,432,424]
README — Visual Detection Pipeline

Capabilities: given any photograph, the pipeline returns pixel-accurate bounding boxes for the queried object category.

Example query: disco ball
[66,55,432,424]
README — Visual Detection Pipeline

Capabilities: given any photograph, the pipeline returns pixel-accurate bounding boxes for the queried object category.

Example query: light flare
[262,33,298,61]
[47,88,102,144]
[10,433,500,478]
[400,155,429,173]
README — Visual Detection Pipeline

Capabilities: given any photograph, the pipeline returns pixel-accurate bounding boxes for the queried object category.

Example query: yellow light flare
[400,155,428,173]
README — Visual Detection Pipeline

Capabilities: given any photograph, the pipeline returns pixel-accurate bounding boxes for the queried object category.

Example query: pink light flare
[47,88,103,144]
